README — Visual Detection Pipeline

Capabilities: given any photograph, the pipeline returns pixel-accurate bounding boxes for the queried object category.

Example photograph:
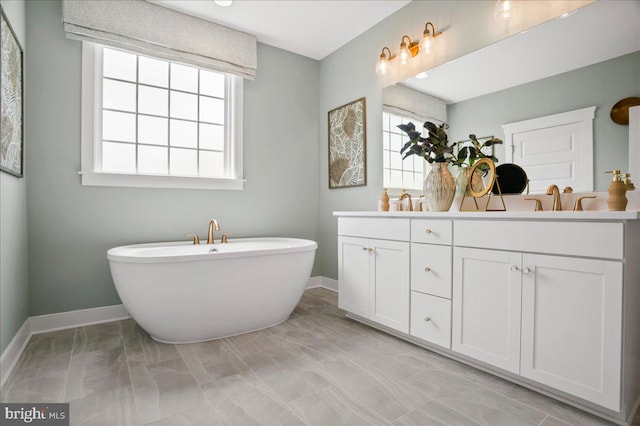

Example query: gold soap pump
[381,188,390,211]
[605,170,628,211]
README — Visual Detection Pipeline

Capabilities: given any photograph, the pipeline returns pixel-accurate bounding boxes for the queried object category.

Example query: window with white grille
[81,43,243,190]
[382,111,425,192]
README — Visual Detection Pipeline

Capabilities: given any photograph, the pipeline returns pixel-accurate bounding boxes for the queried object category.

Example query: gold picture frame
[328,97,366,189]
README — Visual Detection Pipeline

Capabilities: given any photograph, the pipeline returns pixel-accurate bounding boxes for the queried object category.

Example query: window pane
[200,96,224,124]
[103,48,136,82]
[138,145,168,174]
[170,91,197,120]
[103,79,136,112]
[390,170,402,188]
[383,169,390,188]
[382,132,390,150]
[403,171,413,188]
[383,149,390,169]
[382,112,389,131]
[170,148,197,176]
[139,56,168,87]
[170,119,197,148]
[199,151,224,177]
[103,142,135,173]
[170,63,198,93]
[199,123,224,151]
[138,115,168,146]
[139,86,168,116]
[391,151,402,170]
[200,70,225,98]
[103,111,135,142]
[390,133,402,153]
[389,114,402,131]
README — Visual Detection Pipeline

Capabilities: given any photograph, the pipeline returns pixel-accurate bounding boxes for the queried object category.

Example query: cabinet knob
[523,267,532,274]
[424,267,432,272]
[425,229,433,234]
[510,265,519,272]
[424,316,431,322]
[362,247,368,251]
[368,248,374,253]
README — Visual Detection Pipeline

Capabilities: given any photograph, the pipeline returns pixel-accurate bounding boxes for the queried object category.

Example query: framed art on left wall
[328,97,366,189]
[1,6,24,178]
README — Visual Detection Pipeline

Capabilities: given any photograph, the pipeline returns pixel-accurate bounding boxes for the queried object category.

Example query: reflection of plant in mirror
[397,121,454,163]
[452,134,502,168]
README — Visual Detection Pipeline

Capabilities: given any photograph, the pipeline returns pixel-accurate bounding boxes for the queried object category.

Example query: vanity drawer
[454,220,624,259]
[338,217,410,241]
[411,243,452,299]
[411,219,452,245]
[411,291,451,349]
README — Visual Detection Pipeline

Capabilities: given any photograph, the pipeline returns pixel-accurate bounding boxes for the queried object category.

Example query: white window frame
[80,42,244,190]
[382,109,429,196]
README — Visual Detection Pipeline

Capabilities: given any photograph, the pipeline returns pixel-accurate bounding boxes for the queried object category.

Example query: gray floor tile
[394,400,481,426]
[72,321,124,355]
[176,339,249,385]
[65,345,131,402]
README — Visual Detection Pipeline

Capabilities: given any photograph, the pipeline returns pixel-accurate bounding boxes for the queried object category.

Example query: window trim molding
[80,42,244,190]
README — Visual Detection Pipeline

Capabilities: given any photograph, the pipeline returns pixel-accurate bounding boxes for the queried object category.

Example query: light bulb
[420,35,432,54]
[214,0,233,7]
[495,0,514,20]
[398,44,410,65]
[375,55,389,75]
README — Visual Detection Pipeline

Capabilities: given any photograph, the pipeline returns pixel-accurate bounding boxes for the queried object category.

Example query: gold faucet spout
[207,219,220,244]
[398,192,413,211]
[545,185,562,211]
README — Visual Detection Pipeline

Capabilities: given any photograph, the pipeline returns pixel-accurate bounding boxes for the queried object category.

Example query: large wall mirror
[383,1,640,194]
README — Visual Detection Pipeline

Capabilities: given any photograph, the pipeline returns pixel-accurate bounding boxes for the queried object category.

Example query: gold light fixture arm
[423,22,443,39]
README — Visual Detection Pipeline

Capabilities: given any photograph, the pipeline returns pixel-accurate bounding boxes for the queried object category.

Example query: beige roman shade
[62,0,257,79]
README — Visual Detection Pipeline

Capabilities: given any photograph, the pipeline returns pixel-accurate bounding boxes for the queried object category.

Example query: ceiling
[402,1,640,104]
[150,0,411,60]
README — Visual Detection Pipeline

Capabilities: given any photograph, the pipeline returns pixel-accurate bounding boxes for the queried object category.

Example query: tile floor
[0,288,634,426]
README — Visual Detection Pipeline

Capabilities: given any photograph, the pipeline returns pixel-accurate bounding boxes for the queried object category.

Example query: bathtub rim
[107,237,318,264]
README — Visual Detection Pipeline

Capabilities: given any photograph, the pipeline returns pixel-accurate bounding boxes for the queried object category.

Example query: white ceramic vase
[424,162,456,212]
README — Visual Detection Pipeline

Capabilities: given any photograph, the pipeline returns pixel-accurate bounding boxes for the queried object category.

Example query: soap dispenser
[623,173,636,191]
[605,170,628,211]
[380,188,390,211]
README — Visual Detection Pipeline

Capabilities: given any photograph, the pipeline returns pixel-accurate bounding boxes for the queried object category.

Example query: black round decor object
[492,163,528,194]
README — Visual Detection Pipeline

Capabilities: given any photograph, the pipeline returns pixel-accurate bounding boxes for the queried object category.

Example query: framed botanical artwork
[328,97,366,188]
[1,6,24,177]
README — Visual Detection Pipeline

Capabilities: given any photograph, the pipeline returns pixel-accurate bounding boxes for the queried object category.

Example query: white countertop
[333,210,640,220]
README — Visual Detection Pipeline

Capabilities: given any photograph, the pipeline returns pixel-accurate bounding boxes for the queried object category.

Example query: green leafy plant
[397,121,454,164]
[451,134,502,168]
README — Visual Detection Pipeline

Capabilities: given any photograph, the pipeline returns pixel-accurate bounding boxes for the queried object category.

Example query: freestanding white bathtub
[107,238,317,343]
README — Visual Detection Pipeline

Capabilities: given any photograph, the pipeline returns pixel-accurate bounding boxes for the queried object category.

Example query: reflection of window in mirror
[382,111,426,194]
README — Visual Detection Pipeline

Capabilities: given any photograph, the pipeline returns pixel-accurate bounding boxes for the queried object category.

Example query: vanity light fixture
[375,24,443,76]
[415,72,428,79]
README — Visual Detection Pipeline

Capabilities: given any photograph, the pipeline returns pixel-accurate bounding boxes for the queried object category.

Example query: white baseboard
[0,319,31,388]
[29,304,130,335]
[0,304,130,388]
[306,276,338,292]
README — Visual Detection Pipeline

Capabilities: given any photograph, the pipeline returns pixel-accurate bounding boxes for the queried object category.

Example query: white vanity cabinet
[335,212,640,424]
[453,220,624,411]
[338,218,410,333]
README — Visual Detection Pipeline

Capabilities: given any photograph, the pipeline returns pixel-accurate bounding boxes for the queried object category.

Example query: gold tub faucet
[207,219,220,244]
[545,185,562,211]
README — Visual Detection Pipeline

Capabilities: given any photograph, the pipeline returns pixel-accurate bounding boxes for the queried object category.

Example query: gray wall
[447,51,640,192]
[0,0,29,355]
[316,0,569,279]
[25,0,319,316]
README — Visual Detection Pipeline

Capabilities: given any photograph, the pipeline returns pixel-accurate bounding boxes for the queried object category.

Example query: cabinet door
[338,236,370,318]
[370,239,410,333]
[452,247,522,373]
[520,254,622,411]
